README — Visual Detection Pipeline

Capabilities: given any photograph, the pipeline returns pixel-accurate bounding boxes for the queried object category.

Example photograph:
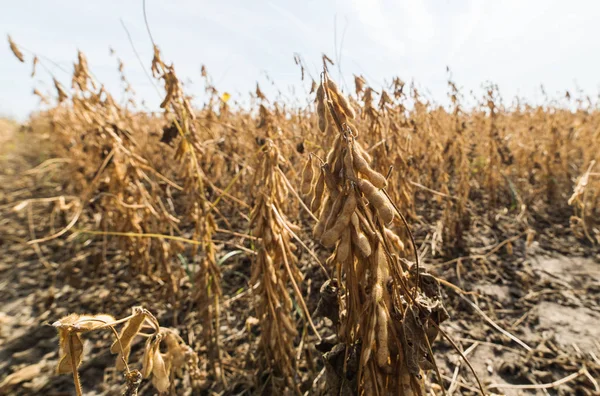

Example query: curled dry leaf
[141,336,158,379]
[110,307,146,369]
[164,332,190,374]
[56,330,84,374]
[151,344,170,393]
[53,313,115,375]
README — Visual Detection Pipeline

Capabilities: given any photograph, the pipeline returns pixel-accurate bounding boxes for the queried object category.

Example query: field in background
[1,37,599,395]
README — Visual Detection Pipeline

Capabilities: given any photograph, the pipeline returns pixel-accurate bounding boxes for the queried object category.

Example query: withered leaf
[0,362,43,389]
[111,307,146,354]
[53,313,116,375]
[56,331,84,374]
[151,346,170,392]
[53,313,115,332]
[76,314,116,331]
[160,123,179,145]
[163,332,188,373]
[141,336,158,378]
[115,345,132,371]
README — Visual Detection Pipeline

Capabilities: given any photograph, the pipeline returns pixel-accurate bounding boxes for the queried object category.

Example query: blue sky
[2,0,600,119]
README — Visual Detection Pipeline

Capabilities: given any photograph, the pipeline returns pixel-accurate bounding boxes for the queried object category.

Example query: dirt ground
[1,121,599,395]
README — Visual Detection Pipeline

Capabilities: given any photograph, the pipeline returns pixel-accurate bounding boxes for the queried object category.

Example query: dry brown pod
[279,311,298,335]
[311,169,325,213]
[321,189,357,247]
[313,195,333,240]
[336,228,352,262]
[326,78,356,119]
[355,142,372,163]
[357,179,394,225]
[359,306,378,368]
[351,214,372,257]
[385,228,405,252]
[323,191,345,233]
[316,83,326,132]
[322,164,340,197]
[352,145,387,188]
[326,135,341,165]
[343,147,358,181]
[300,155,314,195]
[375,304,390,368]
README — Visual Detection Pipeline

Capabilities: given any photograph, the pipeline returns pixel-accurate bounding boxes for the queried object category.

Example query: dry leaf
[141,336,157,378]
[74,314,116,331]
[0,363,43,389]
[56,331,84,374]
[160,123,179,145]
[115,345,132,371]
[569,160,596,206]
[53,313,115,374]
[164,332,187,372]
[151,345,170,392]
[111,308,145,371]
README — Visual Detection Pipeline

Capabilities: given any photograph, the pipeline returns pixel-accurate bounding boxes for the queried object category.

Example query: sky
[2,0,600,120]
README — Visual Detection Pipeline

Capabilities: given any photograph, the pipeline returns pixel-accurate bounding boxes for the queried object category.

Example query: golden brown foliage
[311,72,448,395]
[52,308,199,395]
[8,38,600,395]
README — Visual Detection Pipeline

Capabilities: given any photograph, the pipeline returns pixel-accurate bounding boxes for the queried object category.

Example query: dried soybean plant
[9,47,186,296]
[568,160,599,244]
[442,76,471,253]
[483,85,514,207]
[309,73,449,395]
[52,307,200,396]
[249,140,318,392]
[151,46,224,382]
